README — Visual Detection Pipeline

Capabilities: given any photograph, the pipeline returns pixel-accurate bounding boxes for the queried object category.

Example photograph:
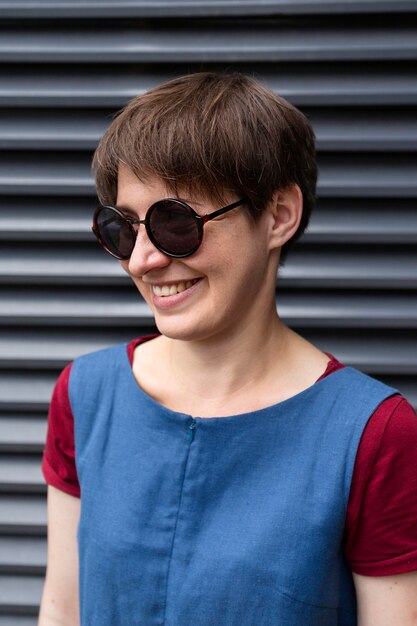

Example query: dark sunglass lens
[148,201,199,255]
[96,207,135,259]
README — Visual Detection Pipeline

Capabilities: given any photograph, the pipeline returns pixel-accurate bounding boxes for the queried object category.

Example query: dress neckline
[122,335,347,423]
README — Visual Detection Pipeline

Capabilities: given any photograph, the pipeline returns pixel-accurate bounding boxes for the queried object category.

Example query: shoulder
[319,352,397,395]
[42,360,80,497]
[71,334,160,371]
[71,341,127,368]
[52,361,73,399]
[346,394,417,576]
[316,355,399,422]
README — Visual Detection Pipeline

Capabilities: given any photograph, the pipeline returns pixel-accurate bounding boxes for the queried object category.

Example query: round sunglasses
[92,197,248,259]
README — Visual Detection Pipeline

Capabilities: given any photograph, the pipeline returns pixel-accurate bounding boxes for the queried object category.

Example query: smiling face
[116,164,281,343]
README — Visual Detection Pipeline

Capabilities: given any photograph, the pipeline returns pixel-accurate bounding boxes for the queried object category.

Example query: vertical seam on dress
[161,427,194,624]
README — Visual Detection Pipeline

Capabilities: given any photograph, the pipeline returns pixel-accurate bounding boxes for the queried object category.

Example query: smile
[152,278,201,297]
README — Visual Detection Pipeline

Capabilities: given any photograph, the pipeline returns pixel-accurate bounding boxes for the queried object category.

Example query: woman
[39,72,417,625]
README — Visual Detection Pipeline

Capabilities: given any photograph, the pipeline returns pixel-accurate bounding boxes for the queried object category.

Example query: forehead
[116,164,170,204]
[116,162,229,210]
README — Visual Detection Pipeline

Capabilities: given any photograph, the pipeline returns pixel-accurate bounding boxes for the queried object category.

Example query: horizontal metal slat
[1,288,417,330]
[0,109,106,150]
[0,348,415,415]
[1,198,417,244]
[3,357,412,415]
[0,457,44,493]
[0,329,417,374]
[0,495,46,534]
[1,66,416,108]
[0,536,46,574]
[1,23,417,63]
[2,107,417,152]
[0,372,59,412]
[281,247,417,289]
[318,154,417,197]
[1,243,416,288]
[0,153,93,196]
[0,204,90,241]
[306,330,417,376]
[0,617,38,625]
[0,574,42,614]
[308,199,417,243]
[0,360,414,417]
[2,198,417,243]
[277,291,417,329]
[0,351,415,418]
[0,0,416,19]
[0,67,169,109]
[0,246,126,285]
[0,370,414,420]
[276,66,417,105]
[310,108,417,151]
[1,153,416,197]
[0,416,46,452]
[0,196,91,241]
[0,330,134,369]
[0,288,152,327]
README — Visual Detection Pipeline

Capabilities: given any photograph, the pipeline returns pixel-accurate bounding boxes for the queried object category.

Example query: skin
[38,164,417,624]
[353,571,417,626]
[117,163,331,418]
[38,486,80,626]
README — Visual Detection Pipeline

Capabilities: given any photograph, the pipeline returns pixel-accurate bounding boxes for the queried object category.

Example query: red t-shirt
[42,335,417,577]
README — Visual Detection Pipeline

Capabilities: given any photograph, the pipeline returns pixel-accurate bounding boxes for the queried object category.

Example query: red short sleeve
[41,362,80,497]
[344,396,417,576]
[320,353,417,576]
[41,335,159,497]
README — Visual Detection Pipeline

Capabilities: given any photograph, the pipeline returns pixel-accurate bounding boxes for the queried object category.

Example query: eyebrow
[180,199,206,209]
[114,198,206,214]
[114,205,138,220]
[115,204,135,213]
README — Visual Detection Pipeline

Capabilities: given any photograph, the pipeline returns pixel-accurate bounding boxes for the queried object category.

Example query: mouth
[152,278,201,297]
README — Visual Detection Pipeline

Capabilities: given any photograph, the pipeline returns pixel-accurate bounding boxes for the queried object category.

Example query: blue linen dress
[68,342,397,626]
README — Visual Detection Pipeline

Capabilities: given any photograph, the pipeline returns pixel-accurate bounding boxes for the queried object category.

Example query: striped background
[0,1,416,621]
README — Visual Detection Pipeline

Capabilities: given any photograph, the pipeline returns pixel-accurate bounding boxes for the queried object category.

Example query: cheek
[203,223,268,290]
[205,215,256,259]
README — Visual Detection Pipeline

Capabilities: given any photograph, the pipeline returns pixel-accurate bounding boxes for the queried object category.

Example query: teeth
[152,279,199,297]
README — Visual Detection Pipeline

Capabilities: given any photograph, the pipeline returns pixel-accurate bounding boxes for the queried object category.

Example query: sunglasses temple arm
[202,197,249,223]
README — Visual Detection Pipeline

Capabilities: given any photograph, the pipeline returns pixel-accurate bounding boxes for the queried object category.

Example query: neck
[162,307,291,409]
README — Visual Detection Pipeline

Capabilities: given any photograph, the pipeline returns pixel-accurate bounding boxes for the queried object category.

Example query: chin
[153,315,221,343]
[154,321,201,342]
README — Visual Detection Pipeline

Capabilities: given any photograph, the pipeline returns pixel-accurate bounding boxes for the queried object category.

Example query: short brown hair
[92,71,317,265]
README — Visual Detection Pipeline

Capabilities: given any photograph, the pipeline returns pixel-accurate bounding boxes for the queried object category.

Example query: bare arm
[353,571,417,626]
[38,485,81,626]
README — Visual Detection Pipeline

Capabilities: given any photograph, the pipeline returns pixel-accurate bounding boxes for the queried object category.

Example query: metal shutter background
[0,1,416,621]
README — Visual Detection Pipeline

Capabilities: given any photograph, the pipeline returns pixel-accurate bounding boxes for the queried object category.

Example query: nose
[125,225,171,276]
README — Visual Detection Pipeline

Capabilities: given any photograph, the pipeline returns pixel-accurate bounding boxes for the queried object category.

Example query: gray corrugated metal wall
[0,1,416,621]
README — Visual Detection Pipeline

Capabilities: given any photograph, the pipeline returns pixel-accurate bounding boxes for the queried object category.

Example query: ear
[266,184,303,252]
